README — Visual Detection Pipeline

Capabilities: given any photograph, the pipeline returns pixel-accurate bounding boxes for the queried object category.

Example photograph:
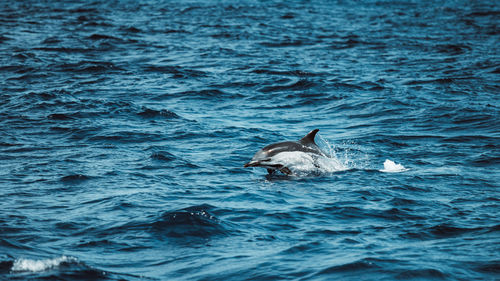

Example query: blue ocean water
[1,0,499,280]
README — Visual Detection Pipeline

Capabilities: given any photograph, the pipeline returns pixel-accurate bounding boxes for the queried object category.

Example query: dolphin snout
[244,161,259,167]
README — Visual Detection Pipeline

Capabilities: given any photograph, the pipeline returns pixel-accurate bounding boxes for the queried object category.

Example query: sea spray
[380,159,408,173]
[11,256,77,272]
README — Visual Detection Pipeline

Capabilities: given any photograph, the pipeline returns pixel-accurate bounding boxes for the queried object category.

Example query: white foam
[315,155,347,173]
[11,256,76,272]
[380,159,408,173]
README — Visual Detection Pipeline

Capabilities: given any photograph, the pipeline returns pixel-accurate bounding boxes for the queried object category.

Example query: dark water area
[1,0,499,280]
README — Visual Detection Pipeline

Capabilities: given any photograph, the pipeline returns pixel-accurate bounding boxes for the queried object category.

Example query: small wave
[474,261,500,274]
[150,151,177,162]
[76,239,115,248]
[34,47,93,53]
[11,256,77,272]
[388,197,417,206]
[330,38,363,50]
[23,90,70,101]
[41,36,61,44]
[280,241,323,254]
[396,268,448,279]
[0,142,20,147]
[143,64,206,78]
[403,223,493,240]
[437,43,471,55]
[259,79,317,93]
[157,89,244,101]
[315,259,380,275]
[319,205,424,221]
[58,61,123,73]
[164,28,189,34]
[470,151,500,166]
[427,224,481,238]
[122,26,142,33]
[404,78,454,85]
[0,238,32,250]
[380,159,408,173]
[12,53,36,61]
[88,33,122,41]
[0,35,12,43]
[7,73,49,81]
[251,69,323,77]
[60,174,90,182]
[89,130,164,143]
[152,205,230,238]
[259,40,308,47]
[69,7,99,13]
[0,64,31,73]
[83,21,114,28]
[47,113,74,120]
[137,107,180,119]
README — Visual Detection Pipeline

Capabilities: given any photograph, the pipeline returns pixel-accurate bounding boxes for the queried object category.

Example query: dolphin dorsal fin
[299,129,319,146]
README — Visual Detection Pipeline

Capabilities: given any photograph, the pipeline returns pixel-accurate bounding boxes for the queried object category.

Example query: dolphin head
[243,147,276,168]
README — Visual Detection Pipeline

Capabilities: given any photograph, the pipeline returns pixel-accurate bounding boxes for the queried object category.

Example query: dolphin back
[299,129,319,147]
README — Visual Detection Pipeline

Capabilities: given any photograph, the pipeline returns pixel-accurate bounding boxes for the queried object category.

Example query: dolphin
[244,129,325,175]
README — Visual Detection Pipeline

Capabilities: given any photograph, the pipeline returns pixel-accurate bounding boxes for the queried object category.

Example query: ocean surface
[1,0,499,280]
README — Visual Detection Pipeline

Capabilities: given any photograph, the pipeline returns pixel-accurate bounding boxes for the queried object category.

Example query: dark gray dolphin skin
[244,129,324,175]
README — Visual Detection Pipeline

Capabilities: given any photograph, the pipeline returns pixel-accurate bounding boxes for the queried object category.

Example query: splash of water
[11,256,77,272]
[380,159,408,173]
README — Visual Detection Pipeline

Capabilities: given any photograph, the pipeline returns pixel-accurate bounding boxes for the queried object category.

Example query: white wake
[11,256,77,272]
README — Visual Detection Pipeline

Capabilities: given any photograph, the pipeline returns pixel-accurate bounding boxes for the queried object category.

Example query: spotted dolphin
[244,129,325,175]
